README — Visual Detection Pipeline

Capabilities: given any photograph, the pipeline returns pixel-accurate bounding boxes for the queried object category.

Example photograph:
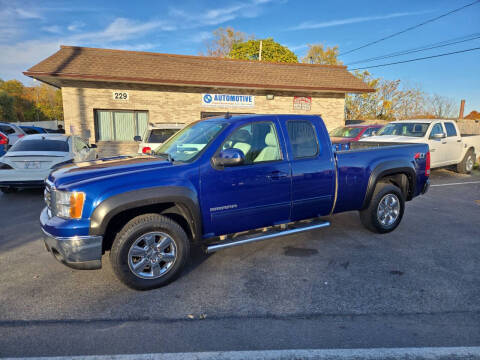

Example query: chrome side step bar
[206,219,330,254]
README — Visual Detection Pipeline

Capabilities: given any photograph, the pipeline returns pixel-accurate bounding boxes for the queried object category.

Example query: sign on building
[293,96,312,111]
[202,93,254,108]
[113,91,129,101]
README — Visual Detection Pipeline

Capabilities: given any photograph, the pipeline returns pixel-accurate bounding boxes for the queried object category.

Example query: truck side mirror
[431,133,446,139]
[212,148,245,168]
[134,135,142,142]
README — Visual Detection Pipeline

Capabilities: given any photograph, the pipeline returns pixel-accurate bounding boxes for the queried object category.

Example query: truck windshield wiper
[155,152,174,162]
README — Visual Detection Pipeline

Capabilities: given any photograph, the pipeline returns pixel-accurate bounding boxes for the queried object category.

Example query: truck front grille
[44,181,56,216]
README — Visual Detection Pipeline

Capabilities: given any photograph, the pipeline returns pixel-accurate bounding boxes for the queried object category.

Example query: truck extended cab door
[427,122,448,167]
[280,116,336,220]
[442,121,463,165]
[200,118,291,236]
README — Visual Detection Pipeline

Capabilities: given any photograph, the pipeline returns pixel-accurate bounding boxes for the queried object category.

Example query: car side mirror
[89,144,97,149]
[134,135,142,142]
[431,132,446,139]
[212,148,245,168]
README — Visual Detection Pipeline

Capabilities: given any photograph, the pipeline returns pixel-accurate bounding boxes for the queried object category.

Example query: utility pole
[259,40,262,61]
[459,99,465,119]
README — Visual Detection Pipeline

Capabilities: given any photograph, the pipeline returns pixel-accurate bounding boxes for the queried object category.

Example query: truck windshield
[376,123,429,137]
[155,121,226,162]
[329,127,362,138]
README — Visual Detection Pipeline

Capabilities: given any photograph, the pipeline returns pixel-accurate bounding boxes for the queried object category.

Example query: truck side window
[444,122,457,137]
[286,120,319,159]
[429,123,444,139]
[222,121,282,165]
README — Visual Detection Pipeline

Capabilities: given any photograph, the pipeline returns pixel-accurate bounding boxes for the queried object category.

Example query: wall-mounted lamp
[266,94,274,100]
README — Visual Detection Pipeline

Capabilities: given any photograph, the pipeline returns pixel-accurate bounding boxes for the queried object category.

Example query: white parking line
[5,347,480,360]
[431,180,480,187]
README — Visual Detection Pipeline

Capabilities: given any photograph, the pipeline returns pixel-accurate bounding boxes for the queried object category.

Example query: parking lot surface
[0,169,479,357]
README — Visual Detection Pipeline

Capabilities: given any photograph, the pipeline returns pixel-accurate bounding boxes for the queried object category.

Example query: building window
[95,110,148,142]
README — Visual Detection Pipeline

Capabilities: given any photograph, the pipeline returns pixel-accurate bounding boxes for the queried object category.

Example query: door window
[444,122,457,137]
[222,121,282,164]
[286,120,319,159]
[0,125,14,134]
[429,123,444,139]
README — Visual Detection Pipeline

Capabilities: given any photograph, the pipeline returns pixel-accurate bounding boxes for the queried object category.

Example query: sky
[0,0,479,114]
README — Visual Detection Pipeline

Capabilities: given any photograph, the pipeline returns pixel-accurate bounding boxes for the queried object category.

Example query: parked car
[0,131,8,157]
[134,123,185,154]
[20,125,49,134]
[0,122,26,147]
[40,114,430,290]
[329,124,383,151]
[362,119,480,173]
[0,134,97,193]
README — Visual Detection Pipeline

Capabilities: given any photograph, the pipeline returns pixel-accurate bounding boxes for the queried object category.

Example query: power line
[349,47,480,70]
[340,0,480,56]
[347,32,480,65]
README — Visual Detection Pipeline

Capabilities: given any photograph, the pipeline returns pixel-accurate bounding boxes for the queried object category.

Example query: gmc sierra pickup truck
[41,115,430,290]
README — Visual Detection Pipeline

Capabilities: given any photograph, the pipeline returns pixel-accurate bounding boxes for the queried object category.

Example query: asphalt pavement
[0,168,479,357]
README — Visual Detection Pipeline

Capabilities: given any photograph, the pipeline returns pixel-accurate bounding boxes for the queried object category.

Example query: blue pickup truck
[41,114,430,289]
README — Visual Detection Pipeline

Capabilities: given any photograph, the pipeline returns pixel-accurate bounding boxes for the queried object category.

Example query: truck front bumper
[42,229,103,270]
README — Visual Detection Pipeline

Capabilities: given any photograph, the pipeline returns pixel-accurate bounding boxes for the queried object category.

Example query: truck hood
[49,155,173,188]
[360,135,423,143]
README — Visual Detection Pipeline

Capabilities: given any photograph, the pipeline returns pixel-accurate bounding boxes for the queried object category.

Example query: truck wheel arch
[362,160,416,209]
[89,187,202,245]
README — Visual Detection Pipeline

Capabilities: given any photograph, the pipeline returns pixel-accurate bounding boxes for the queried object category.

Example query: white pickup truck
[362,119,480,173]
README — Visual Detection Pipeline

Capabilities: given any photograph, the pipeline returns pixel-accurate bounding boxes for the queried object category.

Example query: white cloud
[15,8,43,19]
[71,18,173,43]
[0,40,61,81]
[42,25,62,34]
[67,21,85,32]
[289,11,429,30]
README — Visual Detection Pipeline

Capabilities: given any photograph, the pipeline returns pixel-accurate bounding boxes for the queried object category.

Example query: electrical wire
[340,0,480,56]
[347,33,480,65]
[349,47,480,70]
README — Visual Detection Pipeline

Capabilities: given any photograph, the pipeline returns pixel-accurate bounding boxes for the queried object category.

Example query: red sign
[293,96,312,111]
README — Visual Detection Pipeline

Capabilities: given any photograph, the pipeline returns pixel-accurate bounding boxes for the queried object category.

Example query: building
[24,46,373,156]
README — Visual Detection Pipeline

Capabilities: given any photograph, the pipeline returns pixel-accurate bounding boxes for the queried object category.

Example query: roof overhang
[23,72,375,94]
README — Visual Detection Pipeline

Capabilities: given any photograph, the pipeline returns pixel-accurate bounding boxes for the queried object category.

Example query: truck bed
[333,141,429,214]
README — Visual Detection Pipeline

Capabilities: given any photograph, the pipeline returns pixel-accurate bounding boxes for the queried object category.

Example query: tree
[0,90,17,122]
[302,44,342,65]
[345,71,427,120]
[427,94,458,119]
[201,27,251,58]
[229,38,298,63]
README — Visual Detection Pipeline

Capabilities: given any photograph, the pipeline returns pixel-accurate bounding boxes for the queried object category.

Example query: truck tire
[456,149,476,174]
[359,182,405,234]
[110,213,190,290]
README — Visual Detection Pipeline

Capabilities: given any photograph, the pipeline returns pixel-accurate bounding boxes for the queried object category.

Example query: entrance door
[200,118,291,236]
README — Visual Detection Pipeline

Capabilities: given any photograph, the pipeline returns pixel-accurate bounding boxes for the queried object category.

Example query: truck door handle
[441,141,447,144]
[267,171,288,180]
[457,139,462,142]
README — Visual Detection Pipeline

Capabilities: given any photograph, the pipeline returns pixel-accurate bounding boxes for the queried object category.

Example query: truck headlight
[54,190,85,219]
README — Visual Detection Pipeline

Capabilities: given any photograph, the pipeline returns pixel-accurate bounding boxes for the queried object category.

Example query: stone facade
[61,80,346,157]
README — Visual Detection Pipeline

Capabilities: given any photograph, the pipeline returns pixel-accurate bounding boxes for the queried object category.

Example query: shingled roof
[24,45,373,93]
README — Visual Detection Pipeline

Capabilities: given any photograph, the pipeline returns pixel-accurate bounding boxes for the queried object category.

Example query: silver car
[0,122,26,147]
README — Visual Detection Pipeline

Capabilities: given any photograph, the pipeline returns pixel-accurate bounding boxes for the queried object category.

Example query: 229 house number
[113,91,129,101]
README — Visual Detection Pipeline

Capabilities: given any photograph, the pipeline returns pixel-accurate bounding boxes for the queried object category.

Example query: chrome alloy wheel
[377,193,400,227]
[127,232,177,279]
[466,155,474,172]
